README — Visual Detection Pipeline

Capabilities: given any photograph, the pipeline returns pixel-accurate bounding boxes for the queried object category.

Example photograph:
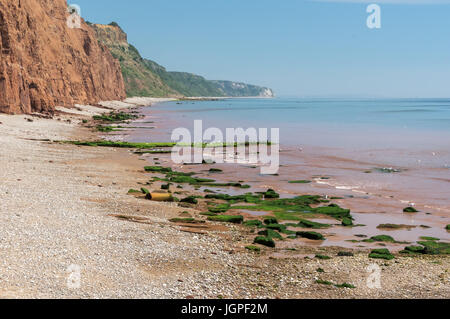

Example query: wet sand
[111,102,450,252]
[1,99,447,298]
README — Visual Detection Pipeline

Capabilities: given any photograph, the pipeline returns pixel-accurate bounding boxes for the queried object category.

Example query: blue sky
[75,0,450,97]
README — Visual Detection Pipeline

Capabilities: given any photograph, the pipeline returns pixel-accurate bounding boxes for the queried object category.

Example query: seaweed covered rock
[369,249,395,260]
[401,245,425,254]
[298,219,330,229]
[264,218,278,225]
[180,196,199,205]
[208,203,231,213]
[144,166,173,173]
[265,224,287,232]
[370,235,396,243]
[263,189,280,199]
[417,241,450,255]
[243,220,263,228]
[314,204,351,219]
[254,236,275,248]
[296,231,325,240]
[258,229,283,240]
[403,207,419,213]
[207,215,243,224]
[341,217,354,227]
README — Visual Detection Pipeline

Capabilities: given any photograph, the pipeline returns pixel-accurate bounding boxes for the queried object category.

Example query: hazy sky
[75,0,450,97]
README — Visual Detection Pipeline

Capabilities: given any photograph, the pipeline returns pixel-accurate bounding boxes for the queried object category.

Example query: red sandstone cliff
[0,0,126,114]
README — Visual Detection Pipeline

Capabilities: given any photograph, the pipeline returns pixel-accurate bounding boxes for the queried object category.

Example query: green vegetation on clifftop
[91,23,273,98]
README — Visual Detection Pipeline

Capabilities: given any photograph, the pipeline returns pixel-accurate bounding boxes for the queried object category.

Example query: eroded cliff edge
[0,0,126,114]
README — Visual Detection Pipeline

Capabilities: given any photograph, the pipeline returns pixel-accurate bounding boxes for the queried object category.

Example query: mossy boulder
[341,217,354,227]
[296,231,325,240]
[401,245,425,254]
[161,183,171,190]
[263,189,280,199]
[243,220,263,228]
[258,229,283,240]
[370,235,396,243]
[253,236,275,248]
[208,203,231,213]
[263,218,278,225]
[297,219,330,229]
[314,204,351,219]
[265,223,287,232]
[417,241,450,255]
[369,249,395,260]
[180,196,199,205]
[144,166,173,173]
[207,215,244,224]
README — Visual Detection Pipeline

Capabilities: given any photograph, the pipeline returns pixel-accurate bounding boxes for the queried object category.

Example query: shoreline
[120,99,450,251]
[0,98,448,298]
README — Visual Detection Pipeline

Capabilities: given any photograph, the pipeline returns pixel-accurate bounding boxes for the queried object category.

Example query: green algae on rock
[377,224,416,230]
[208,203,231,213]
[296,231,325,240]
[263,189,280,199]
[416,241,450,255]
[258,229,283,240]
[341,217,354,227]
[253,236,276,248]
[297,219,330,229]
[370,235,396,243]
[369,249,395,260]
[243,220,264,228]
[207,215,244,224]
[245,245,261,253]
[180,196,199,205]
[403,207,419,213]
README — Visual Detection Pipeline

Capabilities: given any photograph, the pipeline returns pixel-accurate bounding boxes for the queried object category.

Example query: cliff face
[0,0,126,114]
[93,23,274,98]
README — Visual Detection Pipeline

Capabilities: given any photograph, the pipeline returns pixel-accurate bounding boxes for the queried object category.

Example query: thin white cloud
[312,0,450,4]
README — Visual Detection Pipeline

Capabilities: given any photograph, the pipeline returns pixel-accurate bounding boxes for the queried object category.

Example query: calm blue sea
[134,98,450,152]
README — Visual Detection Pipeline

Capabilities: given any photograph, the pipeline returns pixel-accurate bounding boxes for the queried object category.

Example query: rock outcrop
[0,0,126,114]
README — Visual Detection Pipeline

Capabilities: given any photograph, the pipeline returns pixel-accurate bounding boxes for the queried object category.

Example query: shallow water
[124,98,450,248]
